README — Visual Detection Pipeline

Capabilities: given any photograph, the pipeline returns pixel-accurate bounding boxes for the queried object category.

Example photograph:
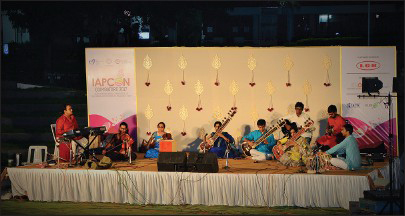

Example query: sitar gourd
[272,118,314,160]
[241,118,286,157]
[199,109,237,152]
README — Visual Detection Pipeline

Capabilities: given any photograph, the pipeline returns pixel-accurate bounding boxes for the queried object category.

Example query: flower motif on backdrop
[194,80,204,111]
[144,104,153,135]
[250,107,259,127]
[287,104,295,115]
[234,128,243,147]
[164,80,173,111]
[323,55,332,87]
[179,105,189,136]
[178,54,187,85]
[303,80,312,112]
[247,55,257,87]
[283,55,294,87]
[212,106,223,120]
[266,81,276,112]
[199,128,206,140]
[212,54,222,86]
[143,54,152,86]
[229,80,239,110]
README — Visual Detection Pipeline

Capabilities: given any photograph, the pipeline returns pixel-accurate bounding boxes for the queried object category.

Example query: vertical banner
[341,47,397,155]
[85,48,137,140]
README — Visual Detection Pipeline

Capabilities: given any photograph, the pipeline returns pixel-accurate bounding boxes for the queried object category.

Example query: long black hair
[281,119,298,138]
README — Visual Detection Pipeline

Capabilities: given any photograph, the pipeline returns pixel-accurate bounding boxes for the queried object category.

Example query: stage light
[362,77,383,94]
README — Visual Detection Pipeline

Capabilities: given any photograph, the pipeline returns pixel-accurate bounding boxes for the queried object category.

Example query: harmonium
[160,140,177,152]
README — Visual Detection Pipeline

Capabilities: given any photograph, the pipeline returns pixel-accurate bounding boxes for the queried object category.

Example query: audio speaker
[157,152,187,172]
[187,152,219,173]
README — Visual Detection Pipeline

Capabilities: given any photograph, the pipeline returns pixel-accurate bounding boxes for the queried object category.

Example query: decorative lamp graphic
[266,81,276,112]
[164,80,173,111]
[179,105,188,136]
[229,80,239,110]
[199,128,206,140]
[287,104,295,115]
[212,54,222,86]
[303,80,312,112]
[212,106,223,120]
[323,55,332,87]
[248,55,257,87]
[234,128,243,148]
[145,104,153,135]
[194,80,204,111]
[178,54,187,85]
[283,55,294,87]
[250,108,259,127]
[143,54,152,86]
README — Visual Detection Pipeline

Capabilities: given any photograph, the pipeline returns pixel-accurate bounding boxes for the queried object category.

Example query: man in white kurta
[283,102,314,144]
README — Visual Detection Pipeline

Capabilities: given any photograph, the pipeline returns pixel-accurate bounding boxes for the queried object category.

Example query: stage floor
[19,153,388,176]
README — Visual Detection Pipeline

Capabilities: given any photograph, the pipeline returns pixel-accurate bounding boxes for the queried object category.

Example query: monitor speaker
[157,152,187,172]
[187,152,219,173]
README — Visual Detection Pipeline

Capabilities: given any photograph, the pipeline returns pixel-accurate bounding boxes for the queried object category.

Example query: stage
[6,154,400,210]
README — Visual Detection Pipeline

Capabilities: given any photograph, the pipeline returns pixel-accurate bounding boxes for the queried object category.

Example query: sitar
[199,109,237,152]
[241,118,286,157]
[272,118,314,160]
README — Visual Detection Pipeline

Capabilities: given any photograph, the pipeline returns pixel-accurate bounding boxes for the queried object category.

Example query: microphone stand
[358,92,399,214]
[223,143,231,170]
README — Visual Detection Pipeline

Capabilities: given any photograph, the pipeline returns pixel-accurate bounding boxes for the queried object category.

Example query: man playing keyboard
[55,104,88,161]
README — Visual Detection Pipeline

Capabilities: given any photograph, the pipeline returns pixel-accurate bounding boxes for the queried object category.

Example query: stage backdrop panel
[135,47,341,151]
[85,48,137,139]
[341,47,397,155]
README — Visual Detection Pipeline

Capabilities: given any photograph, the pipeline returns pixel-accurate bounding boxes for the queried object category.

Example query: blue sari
[145,132,162,158]
[208,132,238,158]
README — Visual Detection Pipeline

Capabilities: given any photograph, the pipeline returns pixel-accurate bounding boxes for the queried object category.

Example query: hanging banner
[85,48,137,139]
[341,47,397,155]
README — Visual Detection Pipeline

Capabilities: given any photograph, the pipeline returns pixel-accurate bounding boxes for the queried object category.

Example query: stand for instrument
[128,146,132,164]
[358,92,399,214]
[70,135,101,166]
[223,147,230,170]
[297,153,306,173]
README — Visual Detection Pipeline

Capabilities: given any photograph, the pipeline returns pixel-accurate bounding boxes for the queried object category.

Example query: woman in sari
[144,122,172,158]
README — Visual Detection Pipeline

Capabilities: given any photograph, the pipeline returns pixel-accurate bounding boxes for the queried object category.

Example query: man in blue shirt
[325,124,361,170]
[242,119,276,162]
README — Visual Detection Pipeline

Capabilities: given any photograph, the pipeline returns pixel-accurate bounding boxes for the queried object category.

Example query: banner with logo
[85,48,137,140]
[341,47,397,155]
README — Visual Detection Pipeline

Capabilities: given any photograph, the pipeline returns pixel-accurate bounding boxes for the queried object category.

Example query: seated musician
[144,122,172,159]
[316,105,346,151]
[324,124,361,170]
[242,119,276,162]
[204,121,238,158]
[55,104,88,161]
[278,120,312,166]
[283,102,314,144]
[100,122,137,161]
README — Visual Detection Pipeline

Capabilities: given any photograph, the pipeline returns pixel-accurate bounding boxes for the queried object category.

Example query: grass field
[1,200,349,215]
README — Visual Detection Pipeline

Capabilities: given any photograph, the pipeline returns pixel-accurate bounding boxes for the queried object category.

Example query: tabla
[306,152,332,173]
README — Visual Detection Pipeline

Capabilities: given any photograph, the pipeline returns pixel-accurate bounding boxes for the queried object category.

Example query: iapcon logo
[356,61,381,70]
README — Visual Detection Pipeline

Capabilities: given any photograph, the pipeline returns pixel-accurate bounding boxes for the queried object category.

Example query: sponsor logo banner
[341,47,397,155]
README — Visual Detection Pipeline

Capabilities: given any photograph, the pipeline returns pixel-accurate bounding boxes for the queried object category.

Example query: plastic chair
[27,146,48,164]
[51,124,59,160]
